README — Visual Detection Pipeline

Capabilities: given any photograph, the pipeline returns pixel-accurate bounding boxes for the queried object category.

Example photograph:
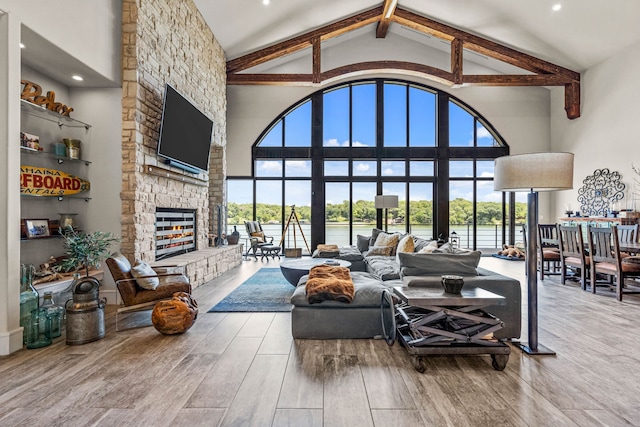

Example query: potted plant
[58,227,119,277]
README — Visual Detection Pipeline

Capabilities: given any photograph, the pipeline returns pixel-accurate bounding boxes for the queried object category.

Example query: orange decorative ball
[151,292,198,335]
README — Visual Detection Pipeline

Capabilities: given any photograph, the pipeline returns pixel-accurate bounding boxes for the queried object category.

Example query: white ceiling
[195,0,640,73]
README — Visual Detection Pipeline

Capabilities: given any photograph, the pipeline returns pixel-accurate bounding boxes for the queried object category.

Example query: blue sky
[229,83,502,207]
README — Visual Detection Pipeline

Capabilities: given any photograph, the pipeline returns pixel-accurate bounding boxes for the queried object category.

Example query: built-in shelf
[20,146,91,165]
[20,99,91,129]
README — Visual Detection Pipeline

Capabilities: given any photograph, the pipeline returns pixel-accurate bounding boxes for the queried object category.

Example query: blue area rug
[208,268,294,312]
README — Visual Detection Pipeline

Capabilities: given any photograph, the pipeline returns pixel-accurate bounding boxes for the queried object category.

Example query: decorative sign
[20,80,74,117]
[20,166,90,196]
[577,168,625,217]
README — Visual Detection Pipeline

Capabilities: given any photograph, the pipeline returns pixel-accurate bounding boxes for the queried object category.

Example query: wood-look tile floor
[2,257,640,426]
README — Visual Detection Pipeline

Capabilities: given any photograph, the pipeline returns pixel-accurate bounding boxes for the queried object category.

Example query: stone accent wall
[121,0,227,266]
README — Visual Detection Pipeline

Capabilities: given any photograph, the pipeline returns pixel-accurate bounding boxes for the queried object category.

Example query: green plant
[58,228,119,277]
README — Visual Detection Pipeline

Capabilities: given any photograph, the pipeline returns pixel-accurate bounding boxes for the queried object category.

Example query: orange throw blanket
[305,265,355,304]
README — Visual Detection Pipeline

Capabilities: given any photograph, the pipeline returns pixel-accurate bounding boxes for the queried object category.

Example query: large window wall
[228,79,517,251]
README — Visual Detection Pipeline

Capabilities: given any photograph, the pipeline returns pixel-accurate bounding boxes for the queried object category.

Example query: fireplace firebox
[155,208,196,260]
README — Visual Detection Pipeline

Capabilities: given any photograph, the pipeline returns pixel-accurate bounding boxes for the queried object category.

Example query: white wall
[550,39,640,218]
[0,0,121,83]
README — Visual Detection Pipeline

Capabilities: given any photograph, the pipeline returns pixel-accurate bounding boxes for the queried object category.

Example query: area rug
[208,268,294,312]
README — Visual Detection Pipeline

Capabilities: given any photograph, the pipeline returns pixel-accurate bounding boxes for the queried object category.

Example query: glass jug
[41,291,64,338]
[19,264,39,344]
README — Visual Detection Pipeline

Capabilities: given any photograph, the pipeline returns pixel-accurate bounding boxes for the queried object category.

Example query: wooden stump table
[151,292,198,335]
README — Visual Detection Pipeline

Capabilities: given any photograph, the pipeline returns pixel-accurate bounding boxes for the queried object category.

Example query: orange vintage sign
[20,166,90,196]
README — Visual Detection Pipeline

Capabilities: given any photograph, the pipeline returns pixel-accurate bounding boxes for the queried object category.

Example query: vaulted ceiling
[195,0,640,73]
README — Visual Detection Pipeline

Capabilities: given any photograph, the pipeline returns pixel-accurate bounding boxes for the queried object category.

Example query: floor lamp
[375,195,398,232]
[494,152,574,355]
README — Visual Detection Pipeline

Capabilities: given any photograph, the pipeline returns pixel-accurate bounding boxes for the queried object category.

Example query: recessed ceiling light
[72,75,84,81]
[262,0,270,5]
[552,4,562,11]
[19,43,25,49]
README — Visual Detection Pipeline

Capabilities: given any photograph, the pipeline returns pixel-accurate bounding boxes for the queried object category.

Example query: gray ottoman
[291,271,396,339]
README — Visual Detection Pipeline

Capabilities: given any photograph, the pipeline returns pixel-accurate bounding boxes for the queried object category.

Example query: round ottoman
[152,292,198,335]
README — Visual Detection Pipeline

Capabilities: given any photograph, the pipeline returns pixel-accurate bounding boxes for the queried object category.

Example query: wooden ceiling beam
[376,0,398,38]
[393,7,580,81]
[451,38,463,85]
[463,74,572,86]
[226,6,383,73]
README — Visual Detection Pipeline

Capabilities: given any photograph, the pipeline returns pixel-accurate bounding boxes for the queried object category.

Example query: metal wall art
[577,168,625,217]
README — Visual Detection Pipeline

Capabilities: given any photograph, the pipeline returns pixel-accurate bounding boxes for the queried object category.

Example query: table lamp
[375,195,399,232]
[494,152,574,355]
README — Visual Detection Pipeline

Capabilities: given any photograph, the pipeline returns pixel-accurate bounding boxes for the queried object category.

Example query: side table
[382,286,510,372]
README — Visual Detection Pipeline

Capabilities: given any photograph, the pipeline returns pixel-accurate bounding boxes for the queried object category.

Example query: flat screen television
[157,84,213,173]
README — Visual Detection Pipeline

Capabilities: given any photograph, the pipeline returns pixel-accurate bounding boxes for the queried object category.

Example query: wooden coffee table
[383,286,510,372]
[280,258,351,286]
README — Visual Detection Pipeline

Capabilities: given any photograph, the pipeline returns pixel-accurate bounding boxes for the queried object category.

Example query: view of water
[232,222,515,254]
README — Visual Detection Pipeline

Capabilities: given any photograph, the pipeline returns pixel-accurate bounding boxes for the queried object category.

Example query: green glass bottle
[19,264,39,344]
[40,291,64,338]
[26,306,52,349]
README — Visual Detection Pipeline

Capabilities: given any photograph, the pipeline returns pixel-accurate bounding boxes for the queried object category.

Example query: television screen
[157,84,213,172]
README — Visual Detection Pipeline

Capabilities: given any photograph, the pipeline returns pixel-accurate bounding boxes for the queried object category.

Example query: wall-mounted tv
[157,84,213,173]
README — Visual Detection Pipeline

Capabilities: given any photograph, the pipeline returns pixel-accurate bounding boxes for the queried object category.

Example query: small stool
[260,245,281,260]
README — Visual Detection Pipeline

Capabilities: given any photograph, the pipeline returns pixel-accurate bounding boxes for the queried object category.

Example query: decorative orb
[151,292,198,335]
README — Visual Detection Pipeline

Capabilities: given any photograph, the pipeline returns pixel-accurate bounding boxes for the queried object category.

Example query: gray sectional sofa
[292,232,522,340]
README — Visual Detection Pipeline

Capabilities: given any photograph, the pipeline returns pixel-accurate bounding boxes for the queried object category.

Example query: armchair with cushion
[244,221,274,259]
[105,252,192,330]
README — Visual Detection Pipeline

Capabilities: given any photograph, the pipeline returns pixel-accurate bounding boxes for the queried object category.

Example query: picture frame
[24,219,51,239]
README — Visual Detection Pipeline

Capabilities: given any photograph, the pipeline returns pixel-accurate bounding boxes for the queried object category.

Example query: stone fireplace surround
[119,0,242,288]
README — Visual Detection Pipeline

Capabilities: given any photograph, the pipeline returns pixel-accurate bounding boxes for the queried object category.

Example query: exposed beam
[451,38,463,85]
[463,74,572,86]
[393,7,580,81]
[376,0,398,38]
[226,3,582,119]
[312,36,321,84]
[226,6,383,73]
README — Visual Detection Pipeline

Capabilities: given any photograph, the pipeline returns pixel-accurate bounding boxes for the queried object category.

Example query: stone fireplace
[120,0,242,287]
[155,208,196,260]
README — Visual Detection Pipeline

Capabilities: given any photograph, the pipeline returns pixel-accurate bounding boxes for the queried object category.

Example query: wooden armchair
[105,252,192,331]
[244,221,274,259]
[557,224,589,290]
[587,226,640,301]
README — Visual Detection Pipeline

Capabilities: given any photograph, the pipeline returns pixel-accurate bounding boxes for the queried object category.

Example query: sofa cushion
[398,251,482,277]
[366,246,393,257]
[357,234,370,253]
[338,246,366,262]
[373,232,400,254]
[365,256,400,280]
[395,234,415,264]
[370,228,383,247]
[292,271,387,308]
[417,240,439,253]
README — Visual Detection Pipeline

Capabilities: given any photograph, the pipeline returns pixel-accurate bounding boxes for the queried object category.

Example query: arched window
[228,79,514,252]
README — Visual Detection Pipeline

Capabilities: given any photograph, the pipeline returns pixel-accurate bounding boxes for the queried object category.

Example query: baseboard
[0,327,25,355]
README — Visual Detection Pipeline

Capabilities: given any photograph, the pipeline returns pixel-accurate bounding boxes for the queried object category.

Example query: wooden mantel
[226,2,581,119]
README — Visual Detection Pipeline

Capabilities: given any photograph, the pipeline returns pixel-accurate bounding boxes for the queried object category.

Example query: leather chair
[106,252,192,330]
[587,226,640,301]
[557,224,590,290]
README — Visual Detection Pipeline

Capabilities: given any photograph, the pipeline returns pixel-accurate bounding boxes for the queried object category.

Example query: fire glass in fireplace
[156,208,196,260]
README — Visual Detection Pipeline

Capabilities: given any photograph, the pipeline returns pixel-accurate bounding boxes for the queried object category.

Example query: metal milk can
[65,276,106,345]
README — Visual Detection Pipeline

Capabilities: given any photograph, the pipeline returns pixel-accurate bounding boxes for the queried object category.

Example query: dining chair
[537,223,561,280]
[587,225,640,301]
[557,224,589,290]
[617,224,639,256]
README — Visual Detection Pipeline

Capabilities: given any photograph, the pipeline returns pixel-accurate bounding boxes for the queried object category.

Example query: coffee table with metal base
[280,258,351,286]
[382,286,510,372]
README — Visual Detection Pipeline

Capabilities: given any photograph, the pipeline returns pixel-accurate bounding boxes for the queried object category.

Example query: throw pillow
[433,242,455,253]
[374,232,400,255]
[370,228,383,247]
[250,231,265,243]
[395,234,416,264]
[418,240,439,253]
[398,251,482,277]
[366,246,393,257]
[131,261,160,290]
[356,234,370,253]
